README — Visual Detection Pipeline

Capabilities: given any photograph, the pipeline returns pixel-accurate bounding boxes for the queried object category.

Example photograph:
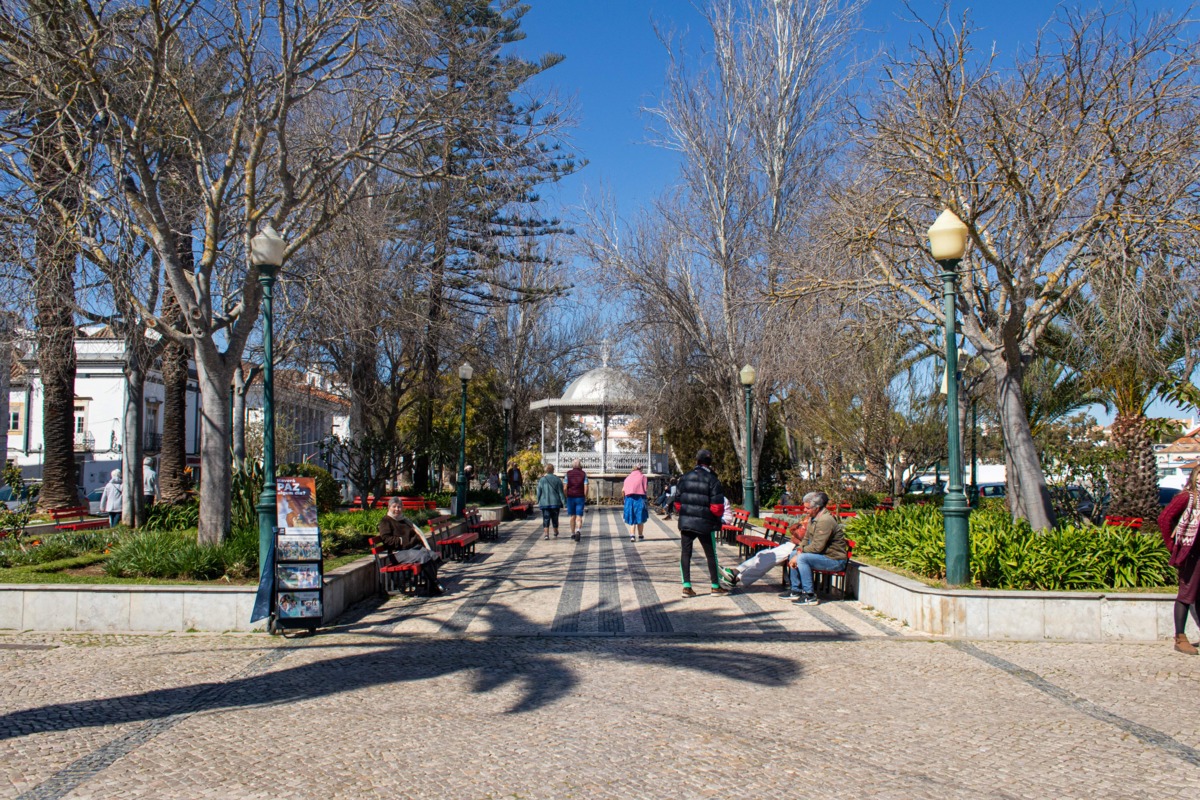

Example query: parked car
[87,487,105,515]
[0,482,39,511]
[976,482,1006,499]
[1159,487,1181,508]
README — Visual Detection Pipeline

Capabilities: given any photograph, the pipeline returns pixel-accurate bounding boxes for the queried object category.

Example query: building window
[74,407,86,434]
[8,403,22,433]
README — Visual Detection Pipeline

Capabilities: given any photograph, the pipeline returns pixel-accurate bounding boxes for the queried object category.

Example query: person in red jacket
[1159,468,1200,654]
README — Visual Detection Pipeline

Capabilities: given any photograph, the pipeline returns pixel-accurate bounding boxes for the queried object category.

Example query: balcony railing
[144,431,163,452]
[73,431,94,452]
[543,450,669,474]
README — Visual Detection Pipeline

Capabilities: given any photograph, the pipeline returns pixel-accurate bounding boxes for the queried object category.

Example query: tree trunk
[231,367,251,471]
[30,127,79,511]
[0,316,11,466]
[121,351,145,527]
[1107,412,1158,521]
[195,352,233,545]
[990,355,1056,530]
[158,337,190,503]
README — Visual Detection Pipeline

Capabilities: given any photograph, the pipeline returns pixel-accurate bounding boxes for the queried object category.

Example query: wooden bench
[400,496,438,512]
[773,504,806,516]
[1103,515,1143,530]
[810,538,856,598]
[737,516,789,561]
[367,536,423,594]
[465,506,499,542]
[506,494,531,519]
[49,506,108,532]
[431,514,478,562]
[721,507,750,545]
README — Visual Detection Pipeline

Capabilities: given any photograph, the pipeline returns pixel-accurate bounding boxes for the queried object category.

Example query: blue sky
[515,1,1194,426]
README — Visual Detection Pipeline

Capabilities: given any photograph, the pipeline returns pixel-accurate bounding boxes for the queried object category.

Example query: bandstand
[529,365,669,501]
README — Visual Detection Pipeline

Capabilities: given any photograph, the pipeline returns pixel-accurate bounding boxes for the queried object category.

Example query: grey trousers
[735,542,795,586]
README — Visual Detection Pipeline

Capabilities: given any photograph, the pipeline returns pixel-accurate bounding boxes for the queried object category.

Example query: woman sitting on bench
[377,498,443,596]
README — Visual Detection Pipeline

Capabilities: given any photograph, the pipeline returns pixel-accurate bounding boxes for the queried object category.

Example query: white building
[8,330,350,493]
[1156,424,1200,489]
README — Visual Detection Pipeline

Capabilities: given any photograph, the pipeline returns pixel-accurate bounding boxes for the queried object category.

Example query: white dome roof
[560,366,635,405]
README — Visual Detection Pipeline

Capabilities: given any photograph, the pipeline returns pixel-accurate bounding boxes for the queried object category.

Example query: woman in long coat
[1159,468,1200,654]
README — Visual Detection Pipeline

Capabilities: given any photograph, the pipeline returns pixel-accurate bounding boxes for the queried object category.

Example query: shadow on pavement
[0,604,805,739]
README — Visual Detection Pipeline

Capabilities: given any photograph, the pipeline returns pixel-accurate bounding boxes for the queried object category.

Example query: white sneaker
[630,535,636,542]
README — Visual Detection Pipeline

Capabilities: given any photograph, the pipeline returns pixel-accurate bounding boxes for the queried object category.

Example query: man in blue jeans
[564,459,588,542]
[782,491,848,605]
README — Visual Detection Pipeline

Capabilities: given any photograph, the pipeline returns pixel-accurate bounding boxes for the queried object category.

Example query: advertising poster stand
[271,476,324,634]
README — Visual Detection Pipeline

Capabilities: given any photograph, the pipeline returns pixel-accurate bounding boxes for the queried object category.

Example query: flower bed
[845,504,1174,591]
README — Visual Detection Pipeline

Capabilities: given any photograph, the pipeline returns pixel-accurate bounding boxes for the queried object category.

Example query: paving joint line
[947,639,1200,769]
[441,522,544,634]
[596,508,625,633]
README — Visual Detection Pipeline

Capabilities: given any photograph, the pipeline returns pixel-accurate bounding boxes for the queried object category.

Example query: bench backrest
[774,504,805,516]
[731,508,750,523]
[1103,515,1143,529]
[762,516,790,541]
[49,506,90,521]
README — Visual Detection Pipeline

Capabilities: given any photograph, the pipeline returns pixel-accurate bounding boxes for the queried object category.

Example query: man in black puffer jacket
[673,449,729,598]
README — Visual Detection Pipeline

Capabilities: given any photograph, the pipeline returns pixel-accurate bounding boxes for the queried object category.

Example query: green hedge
[319,508,436,557]
[104,527,258,580]
[845,504,1174,591]
[0,530,121,568]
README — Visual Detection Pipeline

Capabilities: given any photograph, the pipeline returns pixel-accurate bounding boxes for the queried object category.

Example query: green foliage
[423,489,502,507]
[0,530,119,568]
[0,463,38,544]
[319,508,434,557]
[104,526,258,580]
[146,501,200,532]
[846,504,1174,590]
[847,490,888,510]
[278,462,341,513]
[231,460,264,533]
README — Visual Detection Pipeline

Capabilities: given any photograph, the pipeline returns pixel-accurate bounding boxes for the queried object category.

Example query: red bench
[721,508,750,545]
[431,515,478,562]
[49,506,108,531]
[810,538,855,598]
[737,516,789,560]
[465,506,499,542]
[1103,515,1143,530]
[352,495,389,509]
[506,494,531,519]
[401,496,438,512]
[773,504,806,516]
[368,536,423,594]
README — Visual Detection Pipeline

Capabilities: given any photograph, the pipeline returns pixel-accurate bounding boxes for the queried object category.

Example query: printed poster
[276,536,321,561]
[277,476,319,534]
[276,591,322,619]
[276,563,321,590]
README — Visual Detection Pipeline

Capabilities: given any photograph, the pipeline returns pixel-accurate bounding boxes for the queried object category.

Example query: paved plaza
[2,509,1199,799]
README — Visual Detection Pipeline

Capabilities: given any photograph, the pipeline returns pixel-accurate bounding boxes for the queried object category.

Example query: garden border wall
[0,555,380,633]
[852,563,1175,642]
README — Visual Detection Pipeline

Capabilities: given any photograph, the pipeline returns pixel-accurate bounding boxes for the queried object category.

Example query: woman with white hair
[100,469,123,528]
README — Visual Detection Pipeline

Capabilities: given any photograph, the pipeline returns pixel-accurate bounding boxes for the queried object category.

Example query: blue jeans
[789,553,848,594]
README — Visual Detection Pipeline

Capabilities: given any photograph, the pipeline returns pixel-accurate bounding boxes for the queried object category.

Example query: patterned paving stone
[0,508,1197,798]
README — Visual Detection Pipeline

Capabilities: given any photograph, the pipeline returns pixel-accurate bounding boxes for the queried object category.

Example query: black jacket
[675,465,724,534]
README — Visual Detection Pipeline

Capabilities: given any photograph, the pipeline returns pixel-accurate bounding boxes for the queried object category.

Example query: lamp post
[928,209,971,585]
[250,223,286,578]
[739,364,758,517]
[501,396,513,496]
[455,362,473,516]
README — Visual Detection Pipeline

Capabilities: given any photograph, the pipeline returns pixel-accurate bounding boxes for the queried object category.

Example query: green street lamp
[501,396,513,496]
[455,362,473,517]
[739,364,758,517]
[929,209,971,585]
[250,223,286,578]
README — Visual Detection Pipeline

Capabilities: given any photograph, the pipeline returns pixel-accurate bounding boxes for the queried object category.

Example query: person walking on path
[536,463,567,540]
[564,459,588,542]
[377,497,443,596]
[623,465,649,542]
[507,462,524,499]
[782,491,848,606]
[673,449,728,597]
[1159,468,1200,654]
[100,469,123,528]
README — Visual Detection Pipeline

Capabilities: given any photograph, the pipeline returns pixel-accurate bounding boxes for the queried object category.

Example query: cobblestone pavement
[2,509,1198,799]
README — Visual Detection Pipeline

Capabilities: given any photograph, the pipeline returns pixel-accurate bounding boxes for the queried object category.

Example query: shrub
[278,462,342,513]
[146,501,200,532]
[104,528,259,580]
[845,504,1174,591]
[0,529,119,568]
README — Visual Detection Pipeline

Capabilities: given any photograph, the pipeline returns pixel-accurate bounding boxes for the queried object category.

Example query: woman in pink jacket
[1159,468,1200,655]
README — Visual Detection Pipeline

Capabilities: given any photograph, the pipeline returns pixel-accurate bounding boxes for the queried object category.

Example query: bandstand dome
[529,365,638,411]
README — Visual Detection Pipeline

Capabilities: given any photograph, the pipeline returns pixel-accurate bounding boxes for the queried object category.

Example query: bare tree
[811,6,1200,528]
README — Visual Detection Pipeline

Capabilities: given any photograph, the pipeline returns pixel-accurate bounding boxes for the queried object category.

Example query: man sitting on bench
[377,497,443,596]
[783,491,847,606]
[719,503,810,591]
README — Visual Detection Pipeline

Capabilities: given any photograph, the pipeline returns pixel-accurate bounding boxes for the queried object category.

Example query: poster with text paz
[277,476,319,535]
